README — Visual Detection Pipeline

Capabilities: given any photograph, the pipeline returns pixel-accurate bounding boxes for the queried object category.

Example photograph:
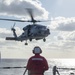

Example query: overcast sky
[0,0,75,59]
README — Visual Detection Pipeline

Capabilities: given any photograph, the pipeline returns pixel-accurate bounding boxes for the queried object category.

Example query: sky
[0,0,75,59]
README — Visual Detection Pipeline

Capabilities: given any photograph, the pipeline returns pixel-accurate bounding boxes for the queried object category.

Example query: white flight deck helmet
[33,46,42,54]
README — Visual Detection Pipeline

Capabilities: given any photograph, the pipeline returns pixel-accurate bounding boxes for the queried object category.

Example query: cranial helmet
[33,46,42,54]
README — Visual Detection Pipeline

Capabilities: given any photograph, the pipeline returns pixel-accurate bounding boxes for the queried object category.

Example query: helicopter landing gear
[29,38,32,41]
[25,40,28,45]
[25,42,28,45]
[43,38,46,42]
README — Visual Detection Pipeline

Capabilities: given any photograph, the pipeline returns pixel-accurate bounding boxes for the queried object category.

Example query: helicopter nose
[44,29,50,34]
[46,29,50,34]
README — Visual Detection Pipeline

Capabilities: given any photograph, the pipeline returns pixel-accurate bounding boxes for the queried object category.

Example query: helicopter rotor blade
[25,8,53,23]
[13,22,16,28]
[0,18,36,22]
[0,18,51,23]
[0,18,27,22]
[26,8,35,23]
[36,20,52,22]
[0,18,38,22]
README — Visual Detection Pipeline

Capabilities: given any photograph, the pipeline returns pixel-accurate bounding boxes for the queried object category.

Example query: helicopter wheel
[29,38,32,41]
[25,40,28,45]
[25,42,28,45]
[43,38,46,42]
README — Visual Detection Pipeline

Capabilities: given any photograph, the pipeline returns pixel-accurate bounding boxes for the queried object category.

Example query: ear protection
[33,46,42,54]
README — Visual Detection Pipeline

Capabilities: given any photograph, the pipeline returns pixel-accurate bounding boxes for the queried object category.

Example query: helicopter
[0,8,50,45]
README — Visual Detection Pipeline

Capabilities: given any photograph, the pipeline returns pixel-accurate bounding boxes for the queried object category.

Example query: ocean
[0,59,75,75]
[0,59,27,75]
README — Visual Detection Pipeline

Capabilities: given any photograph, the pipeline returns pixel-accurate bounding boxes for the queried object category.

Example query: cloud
[0,28,12,38]
[50,17,75,31]
[47,16,75,51]
[52,31,75,52]
[0,0,75,58]
[57,31,75,41]
[0,0,49,20]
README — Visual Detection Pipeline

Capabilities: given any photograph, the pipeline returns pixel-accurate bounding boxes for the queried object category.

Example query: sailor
[53,66,60,75]
[26,46,49,75]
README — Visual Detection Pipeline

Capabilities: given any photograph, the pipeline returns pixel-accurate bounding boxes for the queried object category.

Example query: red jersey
[27,54,49,75]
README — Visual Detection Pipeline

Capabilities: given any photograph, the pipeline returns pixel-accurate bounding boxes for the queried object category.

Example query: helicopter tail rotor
[11,23,16,31]
[11,23,17,38]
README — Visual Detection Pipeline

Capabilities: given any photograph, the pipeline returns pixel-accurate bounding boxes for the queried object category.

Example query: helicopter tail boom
[6,37,17,40]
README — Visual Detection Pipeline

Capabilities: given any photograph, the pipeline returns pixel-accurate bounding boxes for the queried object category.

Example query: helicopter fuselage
[19,24,50,41]
[6,24,50,43]
[0,8,50,45]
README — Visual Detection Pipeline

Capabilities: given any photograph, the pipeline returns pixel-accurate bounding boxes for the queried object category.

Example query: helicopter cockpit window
[22,33,24,35]
[42,27,46,30]
[23,25,31,31]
